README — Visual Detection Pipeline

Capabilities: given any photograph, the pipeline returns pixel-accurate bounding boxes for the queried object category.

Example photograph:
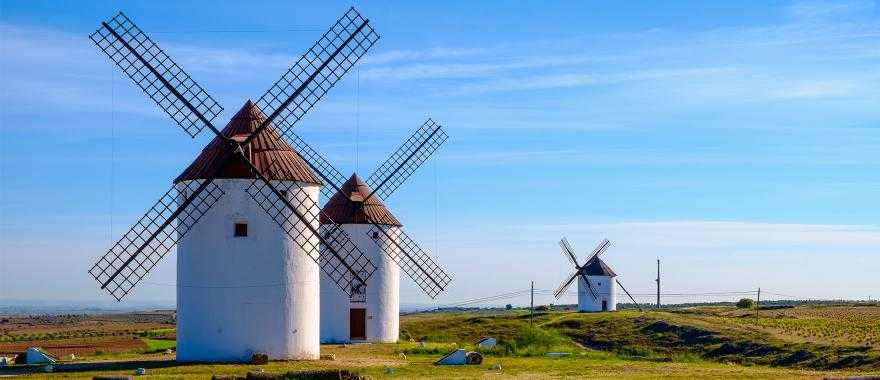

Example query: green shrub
[737,298,755,309]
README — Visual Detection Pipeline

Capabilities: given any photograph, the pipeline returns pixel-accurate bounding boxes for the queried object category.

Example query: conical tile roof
[320,174,402,226]
[175,100,319,185]
[582,257,617,277]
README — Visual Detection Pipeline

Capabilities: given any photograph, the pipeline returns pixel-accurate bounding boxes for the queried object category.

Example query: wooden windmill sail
[554,238,642,311]
[87,8,381,301]
[290,120,453,299]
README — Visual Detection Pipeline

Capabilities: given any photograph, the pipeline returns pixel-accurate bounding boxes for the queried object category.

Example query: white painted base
[176,179,320,362]
[577,275,617,312]
[320,224,400,343]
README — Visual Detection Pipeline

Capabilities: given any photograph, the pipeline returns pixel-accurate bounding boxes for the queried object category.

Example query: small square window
[371,232,380,239]
[234,223,248,237]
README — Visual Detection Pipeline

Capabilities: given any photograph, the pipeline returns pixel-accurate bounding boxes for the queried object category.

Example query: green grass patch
[142,338,176,353]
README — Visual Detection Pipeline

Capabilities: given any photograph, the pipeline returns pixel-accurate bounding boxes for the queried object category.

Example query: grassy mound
[549,312,880,369]
[401,308,880,370]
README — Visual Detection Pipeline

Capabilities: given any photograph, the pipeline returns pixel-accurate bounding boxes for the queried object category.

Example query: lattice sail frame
[368,225,452,298]
[286,132,349,200]
[90,12,223,137]
[365,119,448,202]
[88,180,225,301]
[282,120,453,299]
[255,7,379,139]
[559,237,580,267]
[88,7,381,301]
[554,268,580,298]
[553,238,601,300]
[586,239,611,262]
[245,161,376,296]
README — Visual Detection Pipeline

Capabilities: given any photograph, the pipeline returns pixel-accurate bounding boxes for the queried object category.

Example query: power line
[135,283,813,306]
[434,287,822,309]
[441,289,532,308]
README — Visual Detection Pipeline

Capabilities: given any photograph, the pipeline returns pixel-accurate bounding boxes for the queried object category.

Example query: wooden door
[350,308,366,340]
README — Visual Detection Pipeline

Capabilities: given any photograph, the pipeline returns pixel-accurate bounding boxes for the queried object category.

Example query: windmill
[87,8,381,361]
[553,238,641,312]
[284,120,451,343]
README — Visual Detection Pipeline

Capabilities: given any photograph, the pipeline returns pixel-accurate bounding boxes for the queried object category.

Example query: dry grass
[12,342,866,379]
[678,305,880,348]
[4,306,880,378]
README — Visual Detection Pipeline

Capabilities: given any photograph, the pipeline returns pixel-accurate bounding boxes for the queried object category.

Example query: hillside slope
[401,305,880,371]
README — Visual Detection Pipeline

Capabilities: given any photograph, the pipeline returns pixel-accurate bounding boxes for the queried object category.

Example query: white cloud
[363,47,486,65]
[164,43,293,74]
[439,145,879,166]
[0,23,298,118]
[767,79,861,99]
[353,0,880,104]
[787,0,874,20]
[445,67,741,95]
[522,220,880,249]
[360,54,615,81]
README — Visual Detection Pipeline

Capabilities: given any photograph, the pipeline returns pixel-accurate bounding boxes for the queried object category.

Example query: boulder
[251,353,269,365]
[466,352,483,365]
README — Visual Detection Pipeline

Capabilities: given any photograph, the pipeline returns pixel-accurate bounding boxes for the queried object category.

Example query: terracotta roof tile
[175,100,319,185]
[320,174,401,226]
[582,257,617,277]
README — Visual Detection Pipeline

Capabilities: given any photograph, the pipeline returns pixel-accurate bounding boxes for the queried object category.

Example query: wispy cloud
[519,220,880,249]
[440,144,880,166]
[432,219,880,302]
[164,43,293,75]
[356,1,880,103]
[360,53,616,81]
[0,24,170,117]
[362,47,486,65]
[766,79,862,100]
[0,23,298,119]
[446,67,741,95]
[787,0,874,20]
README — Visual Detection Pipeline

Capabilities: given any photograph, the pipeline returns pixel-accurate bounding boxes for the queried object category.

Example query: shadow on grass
[53,359,198,373]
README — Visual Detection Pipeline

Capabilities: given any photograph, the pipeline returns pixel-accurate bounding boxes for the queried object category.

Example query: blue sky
[2,0,880,308]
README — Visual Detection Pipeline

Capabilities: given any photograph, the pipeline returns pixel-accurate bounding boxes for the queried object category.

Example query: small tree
[736,298,755,309]
[505,304,513,310]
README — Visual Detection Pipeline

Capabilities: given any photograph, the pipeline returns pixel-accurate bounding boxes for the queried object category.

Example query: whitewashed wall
[176,179,320,362]
[320,224,400,343]
[577,275,617,312]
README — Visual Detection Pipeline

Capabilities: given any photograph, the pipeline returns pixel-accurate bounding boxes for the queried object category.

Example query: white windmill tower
[86,8,380,361]
[554,238,642,312]
[285,121,452,343]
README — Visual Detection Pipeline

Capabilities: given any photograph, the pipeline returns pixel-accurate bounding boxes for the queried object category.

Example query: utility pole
[756,287,761,320]
[656,259,661,309]
[530,281,534,327]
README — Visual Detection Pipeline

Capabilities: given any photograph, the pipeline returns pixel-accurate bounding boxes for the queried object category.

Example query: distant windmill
[286,120,452,343]
[87,8,380,361]
[553,238,641,312]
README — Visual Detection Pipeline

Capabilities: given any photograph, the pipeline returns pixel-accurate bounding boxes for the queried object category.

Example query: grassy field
[7,342,866,380]
[3,305,880,378]
[712,305,880,347]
